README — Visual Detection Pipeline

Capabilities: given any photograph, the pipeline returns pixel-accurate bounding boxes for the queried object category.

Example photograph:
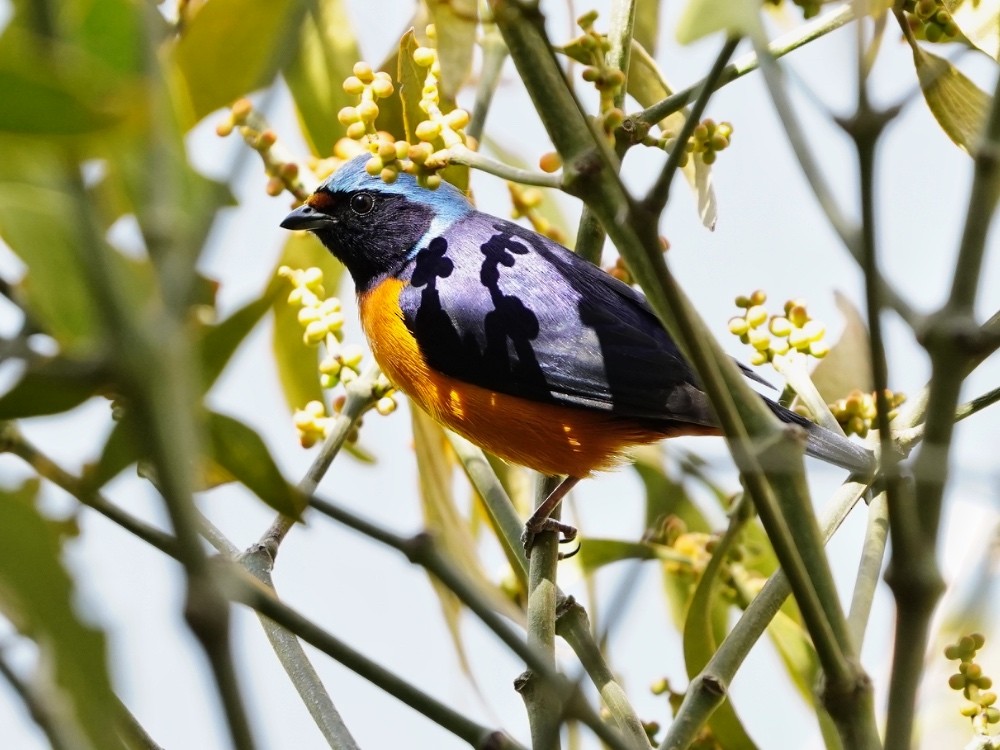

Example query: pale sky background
[0,1,998,748]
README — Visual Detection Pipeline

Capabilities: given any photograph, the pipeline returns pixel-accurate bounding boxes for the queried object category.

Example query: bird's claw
[521,518,579,558]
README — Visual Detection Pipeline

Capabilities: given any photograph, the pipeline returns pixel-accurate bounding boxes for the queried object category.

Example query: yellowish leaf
[913,46,990,154]
[676,0,764,45]
[944,0,1000,61]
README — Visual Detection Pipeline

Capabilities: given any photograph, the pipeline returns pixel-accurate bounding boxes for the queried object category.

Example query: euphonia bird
[281,155,874,551]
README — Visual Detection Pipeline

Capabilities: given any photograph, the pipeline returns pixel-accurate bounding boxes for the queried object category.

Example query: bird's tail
[765,399,876,475]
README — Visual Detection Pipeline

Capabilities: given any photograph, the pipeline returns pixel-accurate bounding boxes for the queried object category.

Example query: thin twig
[883,42,1000,750]
[306,495,639,750]
[521,475,565,750]
[847,491,889,651]
[642,37,740,215]
[632,4,855,128]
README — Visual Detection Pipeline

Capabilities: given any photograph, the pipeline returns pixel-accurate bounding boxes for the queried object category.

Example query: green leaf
[0,64,118,136]
[423,0,478,100]
[913,46,990,154]
[675,0,764,45]
[0,480,119,750]
[944,0,1000,61]
[207,412,302,517]
[0,358,107,419]
[171,0,305,123]
[634,0,662,56]
[69,0,152,78]
[764,605,822,706]
[84,416,140,491]
[807,292,874,403]
[576,538,659,574]
[0,145,102,350]
[283,0,361,157]
[682,514,759,750]
[396,28,469,193]
[632,446,710,534]
[411,408,518,684]
[398,29,427,146]
[200,287,279,392]
[0,25,131,136]
[271,232,344,413]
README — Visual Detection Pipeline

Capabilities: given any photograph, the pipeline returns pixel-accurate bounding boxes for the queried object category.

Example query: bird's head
[280,155,473,292]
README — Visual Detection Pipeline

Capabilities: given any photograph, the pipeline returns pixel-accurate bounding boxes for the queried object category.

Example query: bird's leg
[520,476,581,557]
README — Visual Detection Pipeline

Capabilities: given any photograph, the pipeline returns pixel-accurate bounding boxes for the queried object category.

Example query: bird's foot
[521,518,578,559]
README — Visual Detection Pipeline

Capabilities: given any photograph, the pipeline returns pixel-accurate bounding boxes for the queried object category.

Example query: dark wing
[397,212,717,428]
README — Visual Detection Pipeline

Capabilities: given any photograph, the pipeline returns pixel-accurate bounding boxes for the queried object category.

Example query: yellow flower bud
[352,61,374,83]
[343,76,365,95]
[728,317,749,336]
[415,120,442,142]
[746,305,768,328]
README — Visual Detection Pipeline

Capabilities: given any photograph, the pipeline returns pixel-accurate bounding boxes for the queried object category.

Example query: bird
[281,154,875,553]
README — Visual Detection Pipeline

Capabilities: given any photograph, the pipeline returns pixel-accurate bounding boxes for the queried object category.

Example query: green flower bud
[949,673,967,690]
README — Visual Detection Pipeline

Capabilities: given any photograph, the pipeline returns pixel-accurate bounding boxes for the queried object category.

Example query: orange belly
[358,278,712,477]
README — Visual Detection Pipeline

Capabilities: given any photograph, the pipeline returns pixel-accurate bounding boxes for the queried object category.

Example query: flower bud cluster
[728,290,828,366]
[645,118,734,168]
[560,11,626,139]
[903,0,960,42]
[338,62,396,142]
[216,98,309,202]
[507,183,566,243]
[340,28,471,190]
[278,266,399,446]
[946,634,1000,732]
[828,388,906,438]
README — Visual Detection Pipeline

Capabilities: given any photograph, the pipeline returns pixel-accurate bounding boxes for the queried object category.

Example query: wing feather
[397,213,717,428]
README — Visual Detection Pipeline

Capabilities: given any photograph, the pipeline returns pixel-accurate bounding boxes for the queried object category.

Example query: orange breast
[358,278,694,477]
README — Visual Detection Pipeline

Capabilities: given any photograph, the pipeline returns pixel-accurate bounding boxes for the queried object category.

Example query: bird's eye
[350,192,375,215]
